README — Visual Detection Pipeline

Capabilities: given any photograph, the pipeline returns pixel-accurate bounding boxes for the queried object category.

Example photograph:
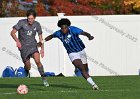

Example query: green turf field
[0,76,140,99]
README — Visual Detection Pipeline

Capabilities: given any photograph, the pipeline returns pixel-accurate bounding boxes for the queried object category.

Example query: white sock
[87,77,95,86]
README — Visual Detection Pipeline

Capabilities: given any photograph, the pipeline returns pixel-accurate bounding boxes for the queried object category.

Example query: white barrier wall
[0,15,140,77]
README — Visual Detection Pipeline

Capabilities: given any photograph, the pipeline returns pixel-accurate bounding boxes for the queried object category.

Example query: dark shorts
[19,45,39,62]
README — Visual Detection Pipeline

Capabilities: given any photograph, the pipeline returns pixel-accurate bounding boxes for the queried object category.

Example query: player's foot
[92,84,99,90]
[42,77,49,87]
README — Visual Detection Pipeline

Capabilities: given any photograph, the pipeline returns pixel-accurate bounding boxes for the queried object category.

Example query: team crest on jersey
[27,31,32,36]
[64,34,71,43]
[34,27,36,30]
[67,34,71,38]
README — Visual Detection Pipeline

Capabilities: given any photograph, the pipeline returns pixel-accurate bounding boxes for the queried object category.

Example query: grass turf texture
[0,76,140,99]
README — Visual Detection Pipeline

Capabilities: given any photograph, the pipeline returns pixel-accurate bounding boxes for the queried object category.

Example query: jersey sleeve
[71,26,84,35]
[13,20,23,31]
[52,31,60,38]
[36,22,43,35]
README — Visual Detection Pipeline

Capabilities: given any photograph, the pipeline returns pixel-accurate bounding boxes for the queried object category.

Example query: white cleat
[42,78,49,87]
[92,84,99,90]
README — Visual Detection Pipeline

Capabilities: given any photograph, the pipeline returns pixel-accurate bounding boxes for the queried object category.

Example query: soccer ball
[17,84,28,94]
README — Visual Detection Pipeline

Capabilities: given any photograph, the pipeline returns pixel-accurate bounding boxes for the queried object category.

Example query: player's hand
[88,36,94,40]
[16,41,22,49]
[40,49,44,58]
[37,42,42,47]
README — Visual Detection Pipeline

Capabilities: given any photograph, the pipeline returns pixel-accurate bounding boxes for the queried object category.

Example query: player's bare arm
[38,34,44,58]
[45,34,54,41]
[81,32,94,40]
[10,28,22,48]
[37,34,53,47]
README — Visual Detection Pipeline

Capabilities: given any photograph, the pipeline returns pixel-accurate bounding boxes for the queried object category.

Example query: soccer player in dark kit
[10,9,49,87]
[39,18,99,90]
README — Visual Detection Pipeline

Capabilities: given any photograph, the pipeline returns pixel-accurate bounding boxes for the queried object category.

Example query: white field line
[0,90,77,95]
[99,89,131,92]
[0,89,133,95]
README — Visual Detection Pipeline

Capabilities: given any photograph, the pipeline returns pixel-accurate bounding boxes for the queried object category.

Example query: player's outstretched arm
[37,34,54,47]
[81,32,94,40]
[44,34,54,42]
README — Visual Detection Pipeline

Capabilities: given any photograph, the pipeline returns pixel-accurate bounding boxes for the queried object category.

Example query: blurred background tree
[124,0,140,14]
[0,0,139,17]
[35,0,50,16]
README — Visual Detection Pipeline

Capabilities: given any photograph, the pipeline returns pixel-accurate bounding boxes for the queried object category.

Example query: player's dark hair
[57,18,71,27]
[26,9,36,18]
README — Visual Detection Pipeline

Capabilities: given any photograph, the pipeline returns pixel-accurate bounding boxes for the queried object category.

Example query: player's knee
[74,62,82,67]
[24,62,31,70]
[24,65,31,70]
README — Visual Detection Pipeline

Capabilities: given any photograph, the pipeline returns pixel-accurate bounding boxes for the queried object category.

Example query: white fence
[0,15,140,77]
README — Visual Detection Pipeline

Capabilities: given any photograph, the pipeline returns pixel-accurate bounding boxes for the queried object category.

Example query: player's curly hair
[57,18,71,27]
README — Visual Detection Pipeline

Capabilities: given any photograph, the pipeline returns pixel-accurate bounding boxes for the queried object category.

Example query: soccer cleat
[42,78,49,87]
[92,84,99,90]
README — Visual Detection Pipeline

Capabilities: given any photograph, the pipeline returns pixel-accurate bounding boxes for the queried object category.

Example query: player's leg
[80,50,99,90]
[23,59,31,77]
[83,63,89,72]
[70,50,99,90]
[79,50,89,72]
[32,52,49,87]
[69,52,90,78]
[83,63,99,90]
[72,59,89,79]
[20,48,31,77]
[74,64,88,76]
[72,59,99,90]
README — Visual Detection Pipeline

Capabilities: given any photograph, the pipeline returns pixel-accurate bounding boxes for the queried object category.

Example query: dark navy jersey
[53,26,85,54]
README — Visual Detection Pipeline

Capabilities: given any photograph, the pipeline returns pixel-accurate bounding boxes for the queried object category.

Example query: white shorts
[68,50,87,64]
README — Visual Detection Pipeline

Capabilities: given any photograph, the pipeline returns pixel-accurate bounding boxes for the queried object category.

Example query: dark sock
[24,68,30,77]
[38,66,45,77]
